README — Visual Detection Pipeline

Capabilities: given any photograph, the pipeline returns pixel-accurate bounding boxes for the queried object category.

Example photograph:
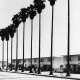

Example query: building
[63,54,80,73]
[12,56,64,71]
[11,54,80,73]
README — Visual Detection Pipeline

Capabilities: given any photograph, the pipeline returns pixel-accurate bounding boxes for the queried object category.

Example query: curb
[1,71,80,80]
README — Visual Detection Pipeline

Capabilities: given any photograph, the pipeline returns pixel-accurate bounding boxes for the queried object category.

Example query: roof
[62,54,80,57]
[12,56,62,60]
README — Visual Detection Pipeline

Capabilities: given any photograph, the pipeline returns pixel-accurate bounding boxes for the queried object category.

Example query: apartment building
[12,56,64,71]
[63,54,80,73]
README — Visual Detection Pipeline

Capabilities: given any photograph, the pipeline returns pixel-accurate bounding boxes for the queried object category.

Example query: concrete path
[0,71,73,80]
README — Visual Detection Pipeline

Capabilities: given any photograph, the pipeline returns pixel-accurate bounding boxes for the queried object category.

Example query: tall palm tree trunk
[2,40,4,70]
[66,0,70,76]
[15,28,18,71]
[38,13,41,74]
[10,38,13,71]
[6,41,8,71]
[30,20,33,73]
[50,5,54,75]
[22,22,25,72]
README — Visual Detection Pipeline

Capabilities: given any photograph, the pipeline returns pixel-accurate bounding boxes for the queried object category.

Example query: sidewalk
[2,70,80,80]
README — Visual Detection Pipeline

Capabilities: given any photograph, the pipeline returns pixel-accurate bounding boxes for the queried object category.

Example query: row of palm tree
[12,13,21,71]
[0,25,16,70]
[34,0,45,74]
[48,0,57,75]
[0,0,70,76]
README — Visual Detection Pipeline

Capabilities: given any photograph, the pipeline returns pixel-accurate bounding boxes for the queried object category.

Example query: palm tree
[12,14,21,29]
[15,28,18,72]
[29,4,36,73]
[12,14,21,71]
[5,29,9,71]
[6,25,16,71]
[1,29,10,70]
[19,7,29,72]
[0,29,5,70]
[66,0,70,76]
[48,0,56,75]
[34,0,45,74]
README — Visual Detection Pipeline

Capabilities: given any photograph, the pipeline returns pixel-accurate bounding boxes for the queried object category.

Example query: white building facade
[11,54,80,73]
[63,54,80,73]
[12,56,64,71]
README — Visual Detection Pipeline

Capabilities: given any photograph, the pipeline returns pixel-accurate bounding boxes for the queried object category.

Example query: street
[0,72,72,80]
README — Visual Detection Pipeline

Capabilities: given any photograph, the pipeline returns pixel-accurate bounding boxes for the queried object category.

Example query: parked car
[41,65,53,71]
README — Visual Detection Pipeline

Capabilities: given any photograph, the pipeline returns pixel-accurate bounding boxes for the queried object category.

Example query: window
[28,59,31,62]
[70,57,72,61]
[24,60,26,62]
[78,56,80,61]
[65,56,72,61]
[34,58,37,62]
[48,57,51,62]
[40,58,44,62]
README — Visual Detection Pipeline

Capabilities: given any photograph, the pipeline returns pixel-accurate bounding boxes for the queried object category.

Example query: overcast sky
[0,0,80,61]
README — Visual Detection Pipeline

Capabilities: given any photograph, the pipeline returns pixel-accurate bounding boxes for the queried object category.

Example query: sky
[0,0,80,61]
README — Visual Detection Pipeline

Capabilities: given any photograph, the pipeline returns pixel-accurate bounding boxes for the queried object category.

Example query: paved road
[0,72,73,80]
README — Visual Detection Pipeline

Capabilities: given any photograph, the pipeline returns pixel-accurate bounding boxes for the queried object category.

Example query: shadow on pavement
[1,71,80,80]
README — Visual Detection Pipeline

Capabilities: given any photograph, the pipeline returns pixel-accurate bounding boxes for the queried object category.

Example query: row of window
[65,56,80,61]
[12,58,51,63]
[25,58,51,62]
[12,56,80,63]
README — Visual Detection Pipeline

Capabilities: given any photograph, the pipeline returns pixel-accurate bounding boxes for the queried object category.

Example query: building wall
[12,55,80,71]
[70,56,78,64]
[12,57,64,69]
[53,57,64,69]
[63,55,79,68]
